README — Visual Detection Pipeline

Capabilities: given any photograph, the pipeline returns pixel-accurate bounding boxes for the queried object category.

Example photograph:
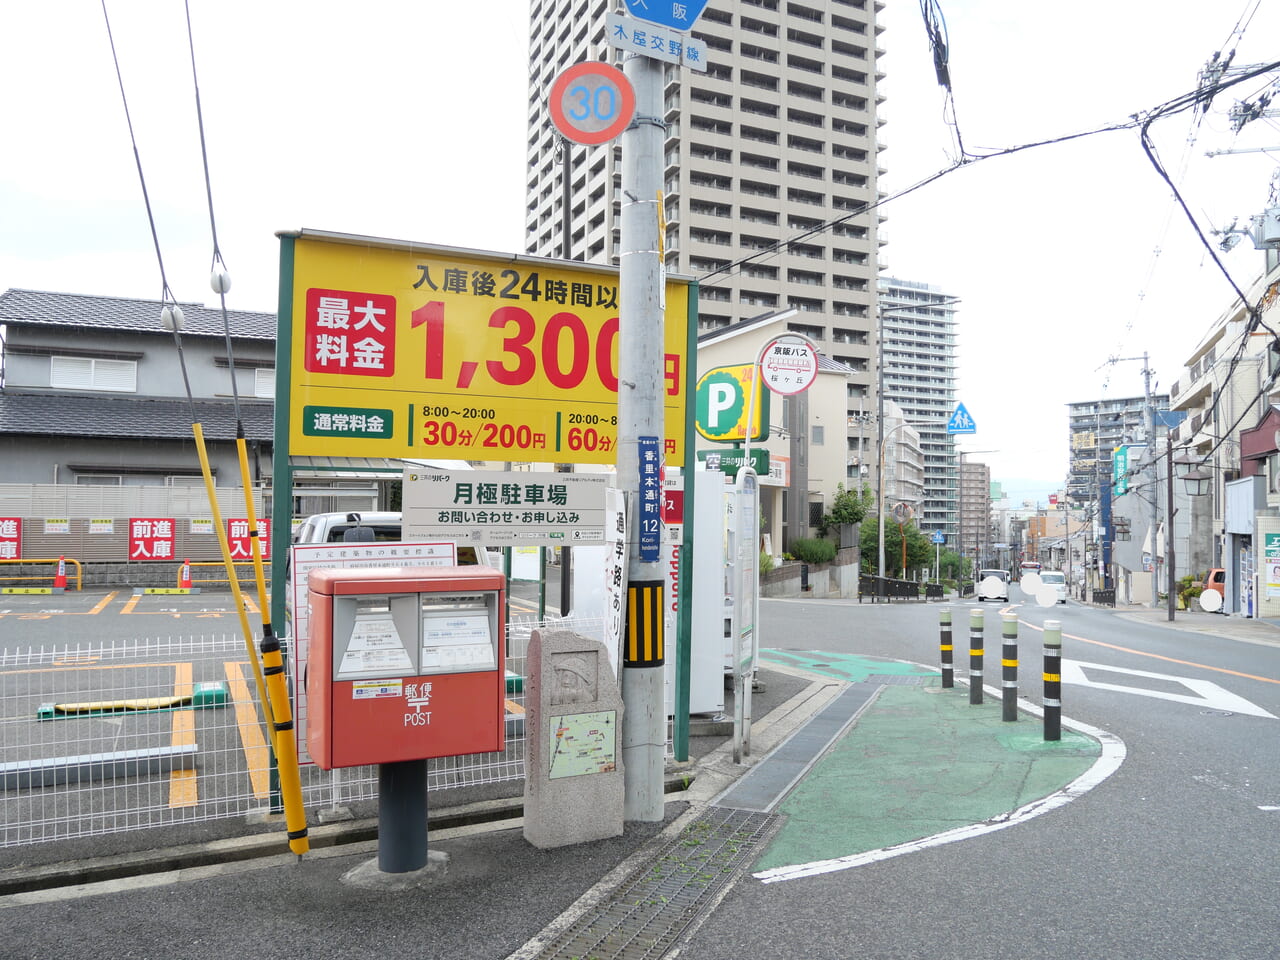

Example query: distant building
[1066,394,1170,509]
[880,399,924,516]
[958,456,991,567]
[878,276,959,542]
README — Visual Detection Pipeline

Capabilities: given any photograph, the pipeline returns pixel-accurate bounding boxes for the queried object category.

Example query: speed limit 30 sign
[549,61,636,145]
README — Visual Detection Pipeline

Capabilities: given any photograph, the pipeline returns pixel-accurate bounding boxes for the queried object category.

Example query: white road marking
[1061,659,1277,719]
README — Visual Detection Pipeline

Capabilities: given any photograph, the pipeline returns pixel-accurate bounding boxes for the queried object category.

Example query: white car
[290,511,494,565]
[976,569,1010,602]
[1040,570,1068,604]
[291,511,407,545]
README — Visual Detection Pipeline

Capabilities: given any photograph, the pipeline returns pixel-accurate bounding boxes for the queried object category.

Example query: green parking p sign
[695,365,769,442]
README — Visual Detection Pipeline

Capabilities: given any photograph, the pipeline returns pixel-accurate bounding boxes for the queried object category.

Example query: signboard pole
[271,234,296,637]
[618,51,667,823]
[673,285,700,762]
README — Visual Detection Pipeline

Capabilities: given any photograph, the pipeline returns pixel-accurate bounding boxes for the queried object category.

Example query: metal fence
[0,615,606,848]
[0,483,268,563]
[858,575,927,601]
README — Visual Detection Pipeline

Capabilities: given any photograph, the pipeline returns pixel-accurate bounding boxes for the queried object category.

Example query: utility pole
[1141,352,1159,609]
[559,136,574,619]
[876,308,885,584]
[1107,353,1160,606]
[1166,439,1177,621]
[618,50,666,823]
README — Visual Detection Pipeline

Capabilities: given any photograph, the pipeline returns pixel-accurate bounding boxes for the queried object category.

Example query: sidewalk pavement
[0,655,1116,960]
[1109,603,1280,646]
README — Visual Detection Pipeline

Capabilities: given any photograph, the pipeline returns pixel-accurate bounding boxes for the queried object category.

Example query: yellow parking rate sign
[281,231,691,466]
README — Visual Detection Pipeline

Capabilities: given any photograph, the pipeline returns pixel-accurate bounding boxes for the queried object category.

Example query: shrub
[760,551,775,575]
[789,538,837,564]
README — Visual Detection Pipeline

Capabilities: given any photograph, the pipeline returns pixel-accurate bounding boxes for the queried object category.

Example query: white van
[1040,570,1068,604]
[290,512,494,565]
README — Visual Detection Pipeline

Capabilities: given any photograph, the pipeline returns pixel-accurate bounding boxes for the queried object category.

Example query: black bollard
[1043,620,1062,741]
[939,607,953,688]
[1001,612,1018,722]
[968,609,984,705]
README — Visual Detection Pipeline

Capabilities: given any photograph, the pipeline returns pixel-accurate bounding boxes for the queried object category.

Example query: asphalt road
[4,586,1277,959]
[675,591,1280,960]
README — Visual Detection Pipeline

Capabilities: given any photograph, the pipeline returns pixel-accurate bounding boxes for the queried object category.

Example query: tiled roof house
[0,288,277,486]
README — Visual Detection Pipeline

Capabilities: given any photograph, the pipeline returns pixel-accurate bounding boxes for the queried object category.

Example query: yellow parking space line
[0,590,121,618]
[87,590,119,614]
[224,661,271,799]
[169,663,198,808]
[118,591,234,618]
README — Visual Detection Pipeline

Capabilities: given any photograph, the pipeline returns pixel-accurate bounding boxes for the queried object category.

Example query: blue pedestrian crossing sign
[946,403,976,434]
[930,530,946,545]
[624,0,711,31]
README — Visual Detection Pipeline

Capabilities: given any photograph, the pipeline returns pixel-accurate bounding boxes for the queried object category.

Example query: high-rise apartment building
[958,455,991,567]
[877,276,959,540]
[1066,395,1170,507]
[524,0,886,483]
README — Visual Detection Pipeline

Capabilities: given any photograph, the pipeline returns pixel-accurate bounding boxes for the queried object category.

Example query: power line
[697,58,1280,288]
[99,0,195,422]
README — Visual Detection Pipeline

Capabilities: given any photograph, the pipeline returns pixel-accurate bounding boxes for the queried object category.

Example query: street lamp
[1165,447,1212,621]
[1180,464,1213,498]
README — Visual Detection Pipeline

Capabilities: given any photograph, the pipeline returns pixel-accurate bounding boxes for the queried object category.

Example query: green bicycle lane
[748,650,1111,880]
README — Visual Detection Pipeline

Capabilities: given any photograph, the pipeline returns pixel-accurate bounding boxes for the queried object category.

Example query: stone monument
[523,628,625,848]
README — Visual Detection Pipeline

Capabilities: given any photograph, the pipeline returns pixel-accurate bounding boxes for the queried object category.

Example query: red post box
[306,565,506,769]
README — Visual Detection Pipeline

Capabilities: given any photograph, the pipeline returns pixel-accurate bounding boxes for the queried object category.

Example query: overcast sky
[3,1,1278,505]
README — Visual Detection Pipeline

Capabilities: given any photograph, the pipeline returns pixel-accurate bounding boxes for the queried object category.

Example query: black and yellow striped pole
[1001,612,1018,722]
[625,580,665,668]
[1043,619,1062,741]
[939,607,953,688]
[968,609,984,705]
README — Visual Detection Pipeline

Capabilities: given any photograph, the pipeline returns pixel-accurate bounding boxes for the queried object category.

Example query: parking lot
[0,582,549,847]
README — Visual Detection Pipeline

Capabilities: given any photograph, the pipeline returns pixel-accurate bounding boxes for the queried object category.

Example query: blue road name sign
[946,402,976,434]
[638,435,662,563]
[606,13,708,71]
[624,0,711,32]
